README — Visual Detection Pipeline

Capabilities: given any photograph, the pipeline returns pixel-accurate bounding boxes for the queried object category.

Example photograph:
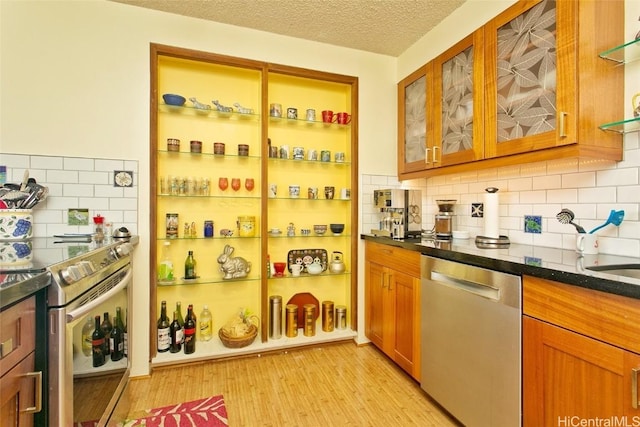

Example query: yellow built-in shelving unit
[150,44,358,365]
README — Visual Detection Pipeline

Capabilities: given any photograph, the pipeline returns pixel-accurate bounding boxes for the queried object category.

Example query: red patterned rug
[77,395,228,427]
[124,395,228,426]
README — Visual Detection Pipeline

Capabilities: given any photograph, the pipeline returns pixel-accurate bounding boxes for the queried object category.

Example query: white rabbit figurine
[217,244,251,279]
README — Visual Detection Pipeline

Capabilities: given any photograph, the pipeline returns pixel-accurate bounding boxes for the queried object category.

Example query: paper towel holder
[475,187,510,248]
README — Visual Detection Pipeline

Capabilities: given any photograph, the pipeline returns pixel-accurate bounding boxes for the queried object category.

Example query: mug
[269,184,277,198]
[324,186,335,200]
[290,264,303,277]
[306,109,316,121]
[293,146,305,160]
[213,142,225,155]
[576,233,599,255]
[336,112,351,125]
[340,188,351,199]
[335,152,345,163]
[321,110,335,123]
[307,149,318,161]
[321,150,331,162]
[289,185,300,198]
[280,145,289,159]
[269,145,278,158]
[287,107,298,119]
[270,103,282,117]
[308,187,318,199]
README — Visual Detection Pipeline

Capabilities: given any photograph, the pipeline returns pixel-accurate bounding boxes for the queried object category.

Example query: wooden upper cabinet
[398,0,623,180]
[397,64,433,179]
[484,0,623,160]
[433,30,484,168]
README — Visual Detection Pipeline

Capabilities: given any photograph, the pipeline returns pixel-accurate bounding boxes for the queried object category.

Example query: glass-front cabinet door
[433,30,484,167]
[397,64,433,178]
[485,0,576,158]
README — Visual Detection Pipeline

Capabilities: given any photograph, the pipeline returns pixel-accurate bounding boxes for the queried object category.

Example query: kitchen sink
[586,264,640,280]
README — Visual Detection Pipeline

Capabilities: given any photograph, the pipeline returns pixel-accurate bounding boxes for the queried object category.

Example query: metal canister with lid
[303,304,316,337]
[335,305,347,330]
[322,300,334,332]
[269,295,283,340]
[285,304,298,337]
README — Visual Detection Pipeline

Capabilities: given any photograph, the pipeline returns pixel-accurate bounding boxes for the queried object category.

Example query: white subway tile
[597,168,639,186]
[562,172,596,188]
[64,157,94,171]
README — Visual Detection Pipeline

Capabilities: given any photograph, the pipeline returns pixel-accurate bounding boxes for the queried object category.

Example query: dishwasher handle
[430,270,500,302]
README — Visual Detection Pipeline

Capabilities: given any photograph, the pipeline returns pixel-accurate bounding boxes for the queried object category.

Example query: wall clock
[114,170,133,187]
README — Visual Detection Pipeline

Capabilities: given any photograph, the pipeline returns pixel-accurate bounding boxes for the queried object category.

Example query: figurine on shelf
[633,93,640,118]
[212,100,233,113]
[217,244,251,279]
[233,102,254,114]
[189,97,211,110]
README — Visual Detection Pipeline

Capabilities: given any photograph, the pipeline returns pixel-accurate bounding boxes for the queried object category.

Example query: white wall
[1,0,395,376]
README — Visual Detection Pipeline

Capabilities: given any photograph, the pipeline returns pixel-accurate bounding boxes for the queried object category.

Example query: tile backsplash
[0,153,138,237]
[361,137,640,259]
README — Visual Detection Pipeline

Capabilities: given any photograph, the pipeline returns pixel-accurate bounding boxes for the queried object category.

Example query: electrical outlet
[524,215,542,233]
[472,203,483,217]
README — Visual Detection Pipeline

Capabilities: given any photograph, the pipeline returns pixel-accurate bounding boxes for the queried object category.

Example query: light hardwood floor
[126,342,460,426]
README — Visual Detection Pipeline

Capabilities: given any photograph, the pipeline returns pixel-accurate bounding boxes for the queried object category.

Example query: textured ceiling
[111,0,466,56]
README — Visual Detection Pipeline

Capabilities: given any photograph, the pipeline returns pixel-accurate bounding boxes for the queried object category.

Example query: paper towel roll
[484,188,499,239]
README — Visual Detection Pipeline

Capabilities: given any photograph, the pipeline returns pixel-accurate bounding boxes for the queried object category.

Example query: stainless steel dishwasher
[421,255,521,427]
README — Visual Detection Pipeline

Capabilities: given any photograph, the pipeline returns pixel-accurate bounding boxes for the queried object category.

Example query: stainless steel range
[46,236,136,426]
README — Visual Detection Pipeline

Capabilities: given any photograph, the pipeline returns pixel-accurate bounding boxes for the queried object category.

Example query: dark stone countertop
[0,271,50,311]
[362,234,640,300]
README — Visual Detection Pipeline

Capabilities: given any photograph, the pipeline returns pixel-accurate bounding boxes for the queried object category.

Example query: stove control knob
[78,261,95,276]
[115,242,133,257]
[59,265,83,284]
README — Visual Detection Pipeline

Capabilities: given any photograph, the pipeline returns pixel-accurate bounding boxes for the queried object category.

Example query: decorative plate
[287,248,327,273]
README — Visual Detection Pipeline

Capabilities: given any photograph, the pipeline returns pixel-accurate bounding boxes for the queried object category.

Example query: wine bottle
[110,307,125,362]
[176,301,184,345]
[101,312,113,356]
[169,310,182,353]
[123,308,128,357]
[199,304,212,341]
[91,315,106,367]
[81,316,93,357]
[157,301,171,353]
[183,304,196,354]
[184,250,197,279]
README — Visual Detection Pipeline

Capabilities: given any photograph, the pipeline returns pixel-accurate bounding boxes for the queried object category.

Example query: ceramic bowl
[313,224,327,235]
[162,93,186,106]
[330,223,345,234]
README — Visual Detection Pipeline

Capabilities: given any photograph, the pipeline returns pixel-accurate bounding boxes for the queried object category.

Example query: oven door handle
[66,268,132,323]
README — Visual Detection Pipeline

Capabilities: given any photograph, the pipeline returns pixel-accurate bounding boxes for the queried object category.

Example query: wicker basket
[218,324,258,349]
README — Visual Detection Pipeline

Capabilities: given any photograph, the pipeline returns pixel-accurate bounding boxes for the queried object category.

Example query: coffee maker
[373,189,422,239]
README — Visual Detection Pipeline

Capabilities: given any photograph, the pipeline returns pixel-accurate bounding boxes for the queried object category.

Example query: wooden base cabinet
[364,241,420,380]
[0,297,40,427]
[523,276,640,425]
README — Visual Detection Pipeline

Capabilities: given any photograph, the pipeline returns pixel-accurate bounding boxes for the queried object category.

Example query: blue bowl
[162,93,186,106]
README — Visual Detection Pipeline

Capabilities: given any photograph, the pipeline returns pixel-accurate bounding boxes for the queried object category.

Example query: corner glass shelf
[598,116,640,134]
[599,38,640,64]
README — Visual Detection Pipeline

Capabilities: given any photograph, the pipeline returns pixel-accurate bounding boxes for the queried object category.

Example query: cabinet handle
[20,371,42,414]
[432,146,439,164]
[388,273,393,290]
[425,147,431,165]
[558,111,568,138]
[381,271,387,288]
